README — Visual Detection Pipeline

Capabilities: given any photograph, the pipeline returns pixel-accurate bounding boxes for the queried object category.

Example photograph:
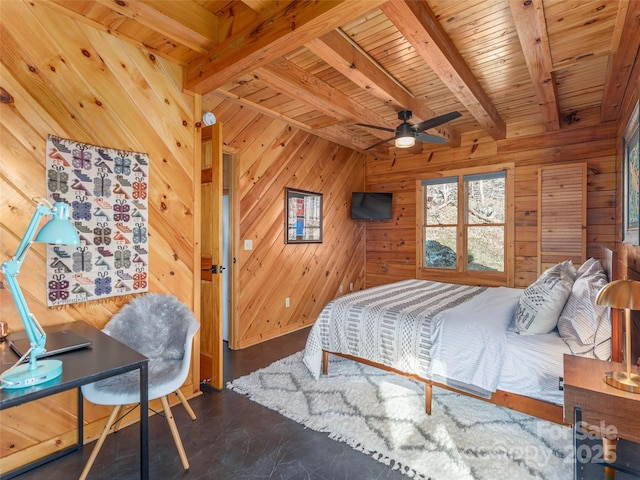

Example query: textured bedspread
[303,279,487,381]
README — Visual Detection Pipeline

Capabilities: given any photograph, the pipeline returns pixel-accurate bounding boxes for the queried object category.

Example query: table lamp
[1,199,79,389]
[596,279,640,393]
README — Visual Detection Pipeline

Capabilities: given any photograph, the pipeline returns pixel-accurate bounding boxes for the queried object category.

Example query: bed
[303,249,620,424]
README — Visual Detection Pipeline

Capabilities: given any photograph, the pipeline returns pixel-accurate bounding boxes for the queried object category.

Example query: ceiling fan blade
[356,123,396,133]
[414,111,462,133]
[415,132,449,144]
[364,136,395,151]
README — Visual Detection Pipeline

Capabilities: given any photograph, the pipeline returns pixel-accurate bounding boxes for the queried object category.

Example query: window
[420,165,513,284]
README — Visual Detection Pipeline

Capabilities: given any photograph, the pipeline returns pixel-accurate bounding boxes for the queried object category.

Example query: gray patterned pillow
[558,258,610,359]
[515,260,576,335]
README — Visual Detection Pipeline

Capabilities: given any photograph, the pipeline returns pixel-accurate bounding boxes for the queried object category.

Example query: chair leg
[79,405,122,480]
[160,395,189,470]
[112,405,131,433]
[175,389,196,420]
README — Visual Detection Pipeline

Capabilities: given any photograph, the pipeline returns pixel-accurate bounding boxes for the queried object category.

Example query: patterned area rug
[228,352,573,480]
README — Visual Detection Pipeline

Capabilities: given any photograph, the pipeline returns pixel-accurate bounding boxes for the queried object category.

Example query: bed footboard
[321,349,564,424]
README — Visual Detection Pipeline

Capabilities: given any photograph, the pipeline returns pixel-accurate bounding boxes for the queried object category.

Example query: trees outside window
[420,165,513,285]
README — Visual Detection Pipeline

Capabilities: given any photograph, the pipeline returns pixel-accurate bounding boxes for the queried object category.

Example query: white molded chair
[79,293,200,480]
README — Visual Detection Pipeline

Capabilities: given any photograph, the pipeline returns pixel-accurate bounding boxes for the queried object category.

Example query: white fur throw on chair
[92,293,196,395]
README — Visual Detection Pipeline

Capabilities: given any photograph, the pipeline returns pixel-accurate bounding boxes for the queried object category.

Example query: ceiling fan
[357,110,461,150]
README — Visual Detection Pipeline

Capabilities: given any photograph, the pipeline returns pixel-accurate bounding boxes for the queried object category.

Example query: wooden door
[200,123,223,389]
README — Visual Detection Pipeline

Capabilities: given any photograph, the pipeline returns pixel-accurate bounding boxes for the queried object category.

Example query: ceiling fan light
[395,135,415,148]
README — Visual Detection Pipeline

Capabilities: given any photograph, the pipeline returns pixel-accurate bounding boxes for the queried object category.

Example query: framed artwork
[623,100,639,245]
[285,187,323,244]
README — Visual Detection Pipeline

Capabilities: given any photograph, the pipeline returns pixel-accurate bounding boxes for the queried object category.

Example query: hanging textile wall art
[45,134,149,306]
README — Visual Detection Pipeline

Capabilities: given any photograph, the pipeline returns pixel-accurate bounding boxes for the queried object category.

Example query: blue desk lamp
[1,199,79,389]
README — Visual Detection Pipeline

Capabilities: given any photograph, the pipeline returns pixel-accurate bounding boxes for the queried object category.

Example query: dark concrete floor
[9,327,640,480]
[10,327,406,480]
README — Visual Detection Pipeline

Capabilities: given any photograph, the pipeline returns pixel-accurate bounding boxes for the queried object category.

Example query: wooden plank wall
[619,55,640,275]
[201,95,367,349]
[0,2,200,471]
[364,122,618,289]
[618,61,640,367]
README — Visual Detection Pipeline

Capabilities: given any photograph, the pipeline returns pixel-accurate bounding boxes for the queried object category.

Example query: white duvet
[429,286,524,397]
[304,279,570,405]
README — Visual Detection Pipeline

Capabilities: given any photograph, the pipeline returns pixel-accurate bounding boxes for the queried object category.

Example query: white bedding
[429,286,523,397]
[498,331,570,405]
[303,279,575,406]
[303,280,487,380]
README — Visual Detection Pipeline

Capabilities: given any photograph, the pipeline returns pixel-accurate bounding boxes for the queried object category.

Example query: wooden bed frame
[321,247,622,425]
[321,350,565,423]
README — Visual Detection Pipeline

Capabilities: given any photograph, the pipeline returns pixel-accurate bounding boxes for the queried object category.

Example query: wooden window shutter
[537,162,587,275]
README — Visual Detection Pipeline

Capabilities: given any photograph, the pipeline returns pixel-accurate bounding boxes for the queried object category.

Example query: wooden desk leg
[603,437,618,480]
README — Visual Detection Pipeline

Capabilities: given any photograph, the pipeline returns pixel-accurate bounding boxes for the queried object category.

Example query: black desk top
[1,321,148,409]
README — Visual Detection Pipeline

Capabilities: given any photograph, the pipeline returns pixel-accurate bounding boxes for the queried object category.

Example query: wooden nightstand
[563,354,640,479]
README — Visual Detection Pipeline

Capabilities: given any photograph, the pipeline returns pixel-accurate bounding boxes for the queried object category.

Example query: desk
[563,354,640,479]
[0,321,149,479]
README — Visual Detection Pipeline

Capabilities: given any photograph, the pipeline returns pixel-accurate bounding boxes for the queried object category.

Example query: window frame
[416,163,515,287]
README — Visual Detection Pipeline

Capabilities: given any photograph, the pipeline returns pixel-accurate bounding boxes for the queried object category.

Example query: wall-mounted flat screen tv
[350,192,393,220]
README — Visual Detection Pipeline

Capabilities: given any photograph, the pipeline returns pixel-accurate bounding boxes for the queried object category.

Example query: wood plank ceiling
[45,0,640,154]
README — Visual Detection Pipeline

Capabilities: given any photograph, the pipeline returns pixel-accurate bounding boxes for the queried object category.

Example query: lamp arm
[1,203,54,368]
[10,203,54,268]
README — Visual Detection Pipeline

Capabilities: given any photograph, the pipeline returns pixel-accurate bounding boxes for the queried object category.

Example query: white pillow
[558,258,611,359]
[575,257,602,280]
[515,260,576,335]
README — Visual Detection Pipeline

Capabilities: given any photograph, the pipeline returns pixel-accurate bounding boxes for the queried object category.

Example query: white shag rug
[228,351,573,480]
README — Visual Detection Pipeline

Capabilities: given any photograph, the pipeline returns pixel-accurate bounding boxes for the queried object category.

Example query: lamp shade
[35,202,80,245]
[596,279,640,310]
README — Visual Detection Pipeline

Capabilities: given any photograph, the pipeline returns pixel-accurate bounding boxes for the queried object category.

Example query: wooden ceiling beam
[185,0,385,94]
[381,0,506,140]
[305,30,458,144]
[240,0,285,18]
[93,0,217,54]
[601,0,640,122]
[41,0,194,65]
[213,88,314,131]
[210,89,370,151]
[314,125,377,152]
[509,0,560,132]
[256,58,397,141]
[306,31,411,112]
